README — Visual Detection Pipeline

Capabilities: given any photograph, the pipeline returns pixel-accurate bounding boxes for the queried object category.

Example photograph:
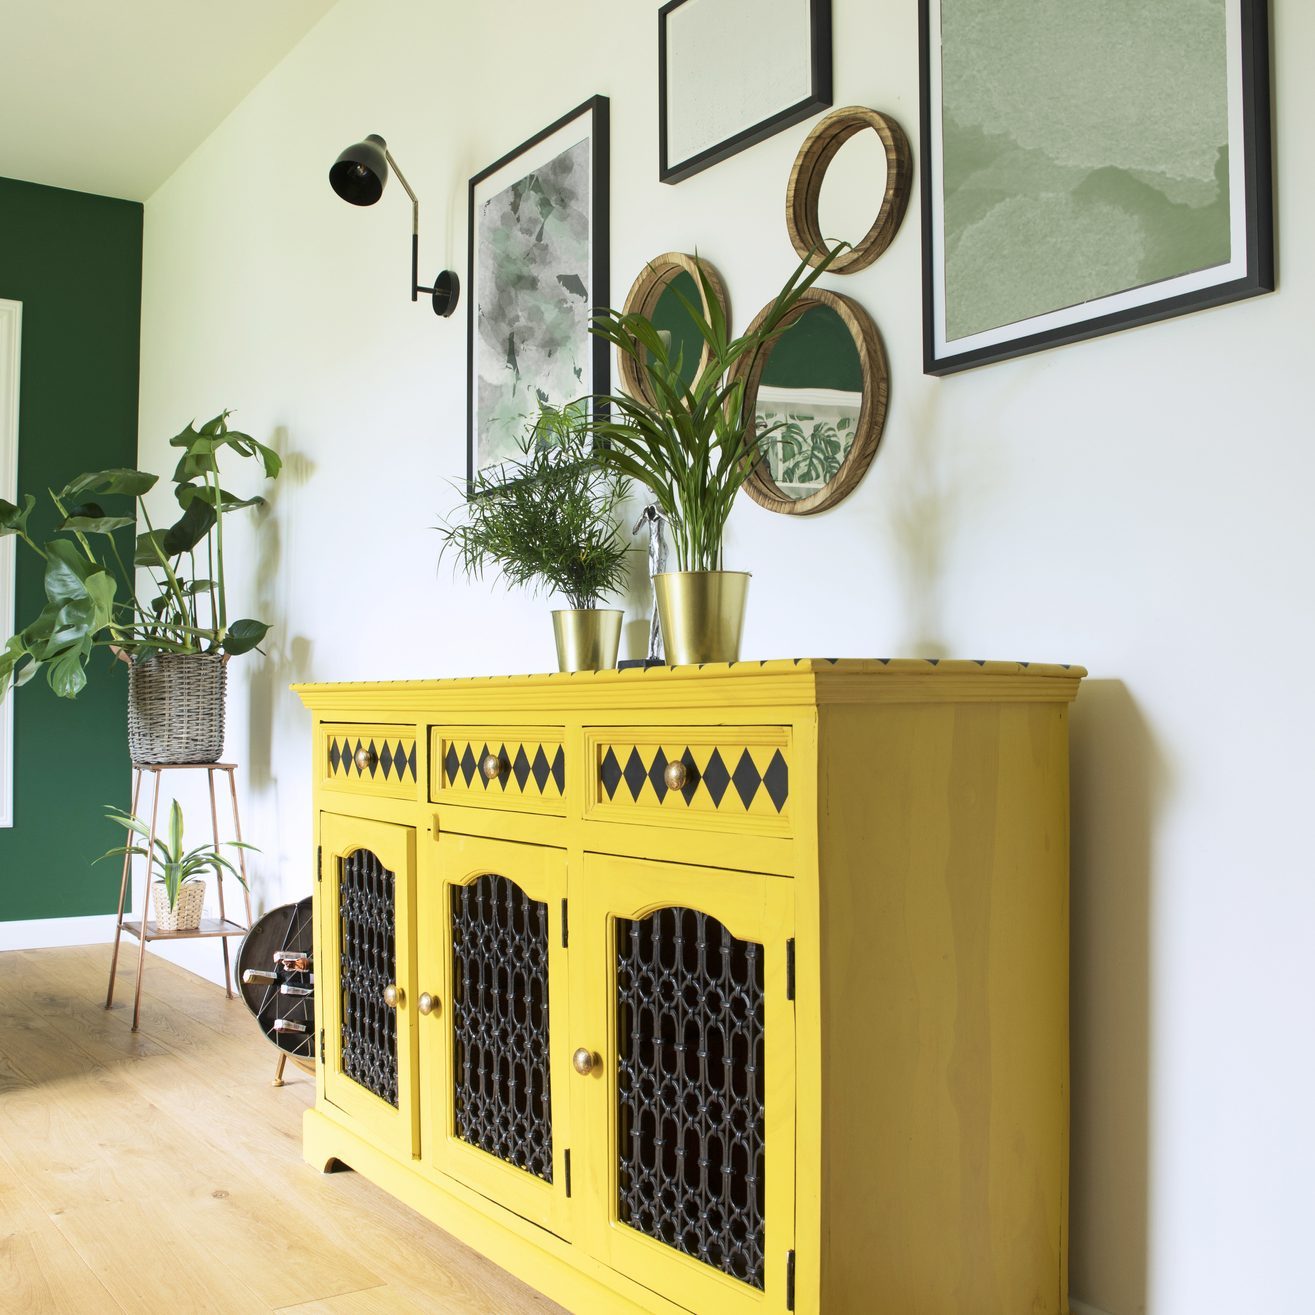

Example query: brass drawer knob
[664,760,695,791]
[417,992,439,1016]
[572,1047,598,1076]
[481,753,506,780]
[354,745,377,771]
[382,983,403,1009]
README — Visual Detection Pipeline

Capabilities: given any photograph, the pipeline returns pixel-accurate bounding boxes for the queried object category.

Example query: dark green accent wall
[0,177,142,922]
[762,303,862,392]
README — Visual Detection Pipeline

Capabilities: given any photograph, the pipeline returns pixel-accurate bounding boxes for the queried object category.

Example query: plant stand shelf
[104,762,253,1031]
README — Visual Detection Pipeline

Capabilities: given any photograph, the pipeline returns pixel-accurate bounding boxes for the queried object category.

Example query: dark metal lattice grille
[338,848,398,1107]
[616,907,766,1289]
[450,874,554,1181]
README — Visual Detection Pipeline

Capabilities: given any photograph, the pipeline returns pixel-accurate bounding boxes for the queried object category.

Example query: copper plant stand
[104,762,253,1031]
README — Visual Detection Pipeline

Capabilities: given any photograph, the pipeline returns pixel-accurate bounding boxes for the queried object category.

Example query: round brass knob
[382,983,403,1009]
[481,753,505,780]
[417,992,439,1016]
[572,1047,598,1076]
[354,745,377,772]
[664,759,694,791]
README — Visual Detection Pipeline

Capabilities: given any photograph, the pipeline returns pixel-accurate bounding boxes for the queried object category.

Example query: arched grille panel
[616,907,766,1289]
[338,848,398,1107]
[450,873,554,1181]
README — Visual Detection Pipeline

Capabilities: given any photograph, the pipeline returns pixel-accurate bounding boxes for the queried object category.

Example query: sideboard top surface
[293,657,1085,715]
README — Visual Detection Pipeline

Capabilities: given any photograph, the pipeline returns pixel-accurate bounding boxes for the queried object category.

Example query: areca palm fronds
[589,245,843,572]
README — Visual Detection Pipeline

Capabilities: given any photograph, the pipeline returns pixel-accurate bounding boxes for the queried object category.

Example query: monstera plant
[0,411,280,762]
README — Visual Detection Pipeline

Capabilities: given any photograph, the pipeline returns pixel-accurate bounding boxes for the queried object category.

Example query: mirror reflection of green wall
[756,303,864,501]
[649,270,706,392]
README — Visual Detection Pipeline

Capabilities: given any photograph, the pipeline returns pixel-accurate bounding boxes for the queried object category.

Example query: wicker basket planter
[152,880,206,932]
[128,653,227,764]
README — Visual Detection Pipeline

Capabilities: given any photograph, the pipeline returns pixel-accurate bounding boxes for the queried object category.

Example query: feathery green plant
[436,404,632,609]
[588,245,843,571]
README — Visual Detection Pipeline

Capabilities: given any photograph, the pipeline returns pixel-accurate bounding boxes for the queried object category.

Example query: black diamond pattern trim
[407,743,417,780]
[380,742,394,777]
[600,748,622,800]
[512,745,531,791]
[623,747,648,801]
[701,749,730,807]
[444,744,460,784]
[459,744,477,786]
[395,741,408,780]
[551,746,565,794]
[477,744,492,790]
[762,750,789,813]
[731,749,762,810]
[648,747,669,803]
[366,740,379,778]
[680,748,699,804]
[531,745,551,793]
[329,740,341,773]
[496,744,511,792]
[616,908,765,1288]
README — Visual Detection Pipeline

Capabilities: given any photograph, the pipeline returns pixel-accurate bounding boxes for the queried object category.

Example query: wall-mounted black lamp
[329,133,460,317]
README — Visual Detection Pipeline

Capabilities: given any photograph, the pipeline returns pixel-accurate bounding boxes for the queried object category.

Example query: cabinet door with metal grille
[318,813,418,1161]
[575,854,797,1315]
[419,832,571,1238]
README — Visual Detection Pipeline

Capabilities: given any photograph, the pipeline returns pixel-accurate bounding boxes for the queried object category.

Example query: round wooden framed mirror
[739,288,888,516]
[618,253,729,405]
[786,106,912,274]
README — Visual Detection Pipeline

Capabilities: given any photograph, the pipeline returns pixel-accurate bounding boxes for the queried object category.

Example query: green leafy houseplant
[0,411,280,700]
[97,798,255,928]
[436,404,631,610]
[588,247,841,572]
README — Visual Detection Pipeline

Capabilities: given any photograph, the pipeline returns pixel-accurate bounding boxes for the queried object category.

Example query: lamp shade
[329,134,388,206]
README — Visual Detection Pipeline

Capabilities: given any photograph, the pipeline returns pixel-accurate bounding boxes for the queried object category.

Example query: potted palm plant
[98,798,255,933]
[437,404,632,671]
[0,411,280,762]
[589,248,840,663]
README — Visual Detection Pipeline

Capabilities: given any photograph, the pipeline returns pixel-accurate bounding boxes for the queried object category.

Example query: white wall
[135,2,1315,1312]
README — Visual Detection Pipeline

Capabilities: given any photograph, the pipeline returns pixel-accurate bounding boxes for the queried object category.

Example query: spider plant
[97,798,255,910]
[588,245,842,571]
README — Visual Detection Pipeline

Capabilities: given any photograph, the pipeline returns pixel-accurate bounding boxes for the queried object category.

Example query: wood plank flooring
[0,945,566,1314]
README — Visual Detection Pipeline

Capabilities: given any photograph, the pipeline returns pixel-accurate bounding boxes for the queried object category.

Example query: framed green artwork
[919,0,1273,375]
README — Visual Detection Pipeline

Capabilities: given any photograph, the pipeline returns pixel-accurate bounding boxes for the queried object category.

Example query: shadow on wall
[1069,678,1168,1315]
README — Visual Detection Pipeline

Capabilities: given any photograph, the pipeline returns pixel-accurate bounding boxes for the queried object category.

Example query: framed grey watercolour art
[659,0,831,183]
[467,96,609,486]
[919,0,1273,375]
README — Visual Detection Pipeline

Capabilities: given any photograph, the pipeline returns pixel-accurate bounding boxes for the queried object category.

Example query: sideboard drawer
[323,724,419,799]
[585,726,792,837]
[430,726,566,815]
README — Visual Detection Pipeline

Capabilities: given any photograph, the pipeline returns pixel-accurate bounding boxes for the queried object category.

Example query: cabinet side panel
[816,701,1070,1315]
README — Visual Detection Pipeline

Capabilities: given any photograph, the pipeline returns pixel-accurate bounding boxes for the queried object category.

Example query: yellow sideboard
[294,657,1084,1315]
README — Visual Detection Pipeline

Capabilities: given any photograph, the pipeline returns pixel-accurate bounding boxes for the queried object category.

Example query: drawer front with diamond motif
[430,726,567,816]
[585,727,791,838]
[322,724,419,800]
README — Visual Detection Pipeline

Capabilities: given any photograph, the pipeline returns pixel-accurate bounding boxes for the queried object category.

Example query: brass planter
[552,609,623,673]
[653,571,750,665]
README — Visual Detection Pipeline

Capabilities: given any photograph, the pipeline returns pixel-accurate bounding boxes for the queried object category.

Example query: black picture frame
[659,0,832,185]
[467,95,610,489]
[919,0,1274,376]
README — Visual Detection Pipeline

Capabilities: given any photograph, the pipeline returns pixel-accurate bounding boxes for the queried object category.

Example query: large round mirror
[740,289,888,516]
[619,253,729,406]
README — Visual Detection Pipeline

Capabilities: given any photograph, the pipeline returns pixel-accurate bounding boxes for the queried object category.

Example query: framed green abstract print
[919,0,1273,375]
[467,96,609,485]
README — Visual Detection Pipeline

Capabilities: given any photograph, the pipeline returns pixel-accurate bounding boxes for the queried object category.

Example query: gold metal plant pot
[653,571,750,665]
[552,609,623,673]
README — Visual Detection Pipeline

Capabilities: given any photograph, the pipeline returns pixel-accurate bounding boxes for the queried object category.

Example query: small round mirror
[816,127,890,253]
[740,289,888,516]
[619,254,729,405]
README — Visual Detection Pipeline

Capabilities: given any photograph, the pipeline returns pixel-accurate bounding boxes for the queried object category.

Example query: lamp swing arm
[383,147,427,303]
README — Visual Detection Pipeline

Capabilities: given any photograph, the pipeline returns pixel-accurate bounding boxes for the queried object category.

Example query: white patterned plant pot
[152,880,205,932]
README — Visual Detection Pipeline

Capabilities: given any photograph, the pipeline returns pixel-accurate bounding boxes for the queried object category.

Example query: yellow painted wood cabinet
[295,658,1084,1315]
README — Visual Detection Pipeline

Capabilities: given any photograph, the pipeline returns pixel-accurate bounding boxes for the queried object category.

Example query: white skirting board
[0,914,120,951]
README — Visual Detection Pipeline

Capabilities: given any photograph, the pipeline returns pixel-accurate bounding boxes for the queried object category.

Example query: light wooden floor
[0,944,567,1314]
